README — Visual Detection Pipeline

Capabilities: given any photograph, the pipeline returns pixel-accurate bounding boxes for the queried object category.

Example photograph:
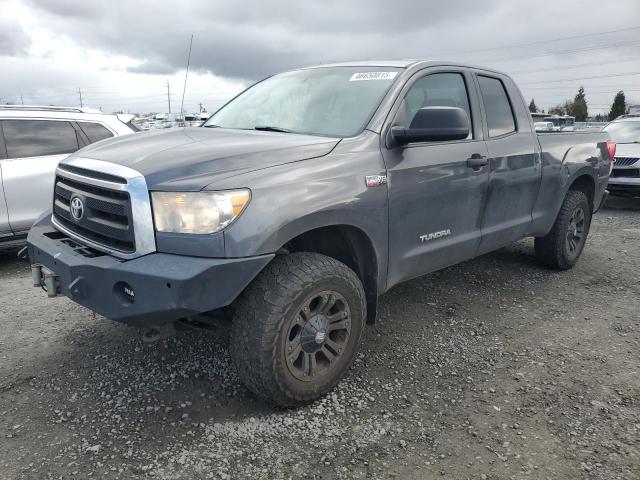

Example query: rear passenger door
[0,119,84,232]
[473,73,542,254]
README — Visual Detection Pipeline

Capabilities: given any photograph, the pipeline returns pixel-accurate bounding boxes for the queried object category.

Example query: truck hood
[69,127,341,190]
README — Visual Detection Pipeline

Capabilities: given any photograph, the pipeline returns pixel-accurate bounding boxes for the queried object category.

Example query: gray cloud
[0,16,30,56]
[4,0,640,113]
[25,0,504,79]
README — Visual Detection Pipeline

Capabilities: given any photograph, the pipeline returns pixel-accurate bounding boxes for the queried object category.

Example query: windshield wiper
[203,124,220,128]
[254,125,291,133]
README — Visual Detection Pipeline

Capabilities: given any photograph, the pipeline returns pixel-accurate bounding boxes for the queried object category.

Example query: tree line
[529,88,629,122]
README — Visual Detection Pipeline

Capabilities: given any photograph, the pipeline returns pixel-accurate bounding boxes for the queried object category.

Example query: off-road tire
[535,189,592,270]
[230,252,366,407]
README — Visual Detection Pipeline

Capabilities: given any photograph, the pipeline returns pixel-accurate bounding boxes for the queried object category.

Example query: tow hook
[31,263,43,287]
[31,263,60,297]
[17,246,29,261]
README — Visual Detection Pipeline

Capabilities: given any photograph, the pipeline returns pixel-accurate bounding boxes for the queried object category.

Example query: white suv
[0,105,137,248]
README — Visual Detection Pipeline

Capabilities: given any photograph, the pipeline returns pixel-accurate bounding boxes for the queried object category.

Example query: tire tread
[230,252,365,407]
[535,190,591,270]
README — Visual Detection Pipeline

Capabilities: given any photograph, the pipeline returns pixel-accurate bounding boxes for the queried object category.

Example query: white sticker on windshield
[349,71,398,81]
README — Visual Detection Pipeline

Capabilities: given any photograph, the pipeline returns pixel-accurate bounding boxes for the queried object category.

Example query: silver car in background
[0,105,137,248]
[603,117,640,197]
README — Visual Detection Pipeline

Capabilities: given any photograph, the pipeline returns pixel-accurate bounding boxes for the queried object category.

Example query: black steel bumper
[27,215,273,327]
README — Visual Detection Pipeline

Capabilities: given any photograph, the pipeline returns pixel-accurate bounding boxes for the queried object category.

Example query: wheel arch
[280,224,380,324]
[567,173,596,212]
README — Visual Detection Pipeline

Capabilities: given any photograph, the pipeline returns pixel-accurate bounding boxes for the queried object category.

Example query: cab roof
[297,59,509,76]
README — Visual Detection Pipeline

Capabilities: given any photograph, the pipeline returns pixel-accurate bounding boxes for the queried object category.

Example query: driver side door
[382,69,490,288]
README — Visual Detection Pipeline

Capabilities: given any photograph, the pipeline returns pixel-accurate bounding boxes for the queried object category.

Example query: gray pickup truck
[27,60,613,406]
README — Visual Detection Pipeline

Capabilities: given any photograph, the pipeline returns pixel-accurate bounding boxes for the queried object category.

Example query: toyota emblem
[70,196,84,220]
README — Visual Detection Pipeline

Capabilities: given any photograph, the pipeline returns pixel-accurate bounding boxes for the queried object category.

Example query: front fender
[218,142,389,290]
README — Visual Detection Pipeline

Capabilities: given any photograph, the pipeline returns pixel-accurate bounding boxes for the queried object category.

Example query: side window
[2,120,79,158]
[403,72,473,139]
[78,122,114,143]
[477,76,516,137]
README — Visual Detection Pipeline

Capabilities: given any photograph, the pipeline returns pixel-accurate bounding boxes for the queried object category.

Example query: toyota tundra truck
[26,61,614,406]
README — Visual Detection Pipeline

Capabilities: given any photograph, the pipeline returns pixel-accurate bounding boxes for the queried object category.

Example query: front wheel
[230,252,366,407]
[535,189,592,270]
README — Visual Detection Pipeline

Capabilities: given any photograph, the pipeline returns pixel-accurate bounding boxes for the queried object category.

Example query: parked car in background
[603,116,640,197]
[544,115,575,131]
[534,121,554,132]
[0,105,138,249]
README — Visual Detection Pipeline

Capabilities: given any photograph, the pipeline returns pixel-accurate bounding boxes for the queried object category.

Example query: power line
[439,25,640,56]
[525,83,640,89]
[474,40,640,63]
[520,71,640,85]
[510,56,640,75]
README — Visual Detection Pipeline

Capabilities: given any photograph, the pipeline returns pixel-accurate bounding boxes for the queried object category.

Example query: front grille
[53,174,136,253]
[613,157,639,166]
[57,163,127,184]
[611,168,640,178]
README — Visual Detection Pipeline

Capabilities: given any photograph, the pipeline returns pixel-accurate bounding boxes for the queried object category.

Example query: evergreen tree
[608,91,626,121]
[528,99,539,113]
[549,104,566,116]
[572,86,588,121]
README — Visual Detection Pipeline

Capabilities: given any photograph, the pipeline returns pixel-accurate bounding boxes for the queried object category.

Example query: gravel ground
[1,197,639,480]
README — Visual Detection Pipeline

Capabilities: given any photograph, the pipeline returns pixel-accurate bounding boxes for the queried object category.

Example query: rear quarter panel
[531,132,610,235]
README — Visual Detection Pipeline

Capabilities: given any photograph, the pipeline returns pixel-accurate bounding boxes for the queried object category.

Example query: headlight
[151,190,250,234]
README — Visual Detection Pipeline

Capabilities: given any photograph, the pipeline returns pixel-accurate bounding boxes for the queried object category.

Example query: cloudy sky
[1,0,639,115]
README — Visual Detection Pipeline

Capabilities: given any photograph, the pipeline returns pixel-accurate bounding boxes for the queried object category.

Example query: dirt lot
[1,197,639,480]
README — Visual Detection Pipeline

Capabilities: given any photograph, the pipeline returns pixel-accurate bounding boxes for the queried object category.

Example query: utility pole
[20,93,24,105]
[78,87,83,108]
[166,80,171,113]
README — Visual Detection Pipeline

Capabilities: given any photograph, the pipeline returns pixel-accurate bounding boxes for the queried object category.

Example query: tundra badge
[420,229,451,242]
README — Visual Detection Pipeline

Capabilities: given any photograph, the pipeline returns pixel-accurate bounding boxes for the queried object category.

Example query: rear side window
[477,76,516,137]
[78,122,114,143]
[404,72,473,138]
[2,120,79,158]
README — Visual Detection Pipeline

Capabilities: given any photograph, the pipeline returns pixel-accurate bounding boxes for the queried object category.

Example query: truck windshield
[203,67,402,137]
[603,121,640,143]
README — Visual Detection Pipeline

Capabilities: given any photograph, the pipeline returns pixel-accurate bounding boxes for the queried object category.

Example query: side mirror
[390,106,470,146]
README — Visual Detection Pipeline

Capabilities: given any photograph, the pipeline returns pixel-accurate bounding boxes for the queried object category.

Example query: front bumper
[27,214,273,327]
[607,177,640,196]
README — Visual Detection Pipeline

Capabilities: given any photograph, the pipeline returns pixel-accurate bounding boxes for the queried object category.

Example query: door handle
[467,154,488,169]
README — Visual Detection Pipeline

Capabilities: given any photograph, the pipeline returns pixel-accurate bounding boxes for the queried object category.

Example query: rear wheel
[535,190,592,270]
[230,252,366,407]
